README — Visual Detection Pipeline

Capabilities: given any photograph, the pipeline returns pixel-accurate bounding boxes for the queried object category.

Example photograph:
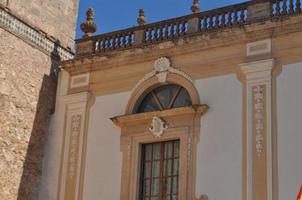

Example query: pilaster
[57,92,91,200]
[239,59,276,200]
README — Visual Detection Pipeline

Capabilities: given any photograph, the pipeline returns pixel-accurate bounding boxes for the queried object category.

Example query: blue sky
[76,0,245,38]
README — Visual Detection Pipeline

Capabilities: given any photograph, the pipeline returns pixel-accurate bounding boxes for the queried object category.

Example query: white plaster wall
[277,63,302,200]
[83,91,131,200]
[195,74,242,200]
[83,74,243,200]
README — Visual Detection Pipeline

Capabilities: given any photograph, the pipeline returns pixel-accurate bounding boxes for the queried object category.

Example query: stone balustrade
[76,0,302,56]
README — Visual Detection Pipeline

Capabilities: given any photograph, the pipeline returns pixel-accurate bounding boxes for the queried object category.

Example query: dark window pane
[163,177,172,194]
[151,178,160,195]
[145,144,153,161]
[172,177,178,193]
[172,88,192,108]
[163,196,171,200]
[172,159,179,176]
[144,179,150,196]
[173,142,179,158]
[164,159,172,177]
[164,142,173,159]
[152,161,160,178]
[155,85,177,109]
[153,143,161,160]
[144,162,151,178]
[137,93,160,113]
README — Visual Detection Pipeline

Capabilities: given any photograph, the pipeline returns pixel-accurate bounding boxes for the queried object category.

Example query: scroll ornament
[149,116,168,137]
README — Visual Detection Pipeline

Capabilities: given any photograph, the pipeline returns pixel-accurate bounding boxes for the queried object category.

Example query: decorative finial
[191,0,200,13]
[80,8,97,38]
[137,9,146,26]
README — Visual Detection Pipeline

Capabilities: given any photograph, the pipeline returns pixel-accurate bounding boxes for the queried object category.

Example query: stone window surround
[111,71,208,200]
[112,105,208,200]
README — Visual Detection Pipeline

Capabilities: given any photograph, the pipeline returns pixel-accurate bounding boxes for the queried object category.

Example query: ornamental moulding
[133,57,194,90]
[253,85,265,156]
[148,116,168,137]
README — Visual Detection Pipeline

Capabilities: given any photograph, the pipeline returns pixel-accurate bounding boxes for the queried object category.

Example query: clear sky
[76,0,246,39]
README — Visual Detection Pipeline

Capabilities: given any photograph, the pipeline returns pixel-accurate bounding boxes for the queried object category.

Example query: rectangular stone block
[248,2,272,22]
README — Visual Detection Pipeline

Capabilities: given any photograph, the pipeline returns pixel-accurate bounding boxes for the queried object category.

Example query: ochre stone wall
[4,0,78,48]
[0,0,78,199]
[0,28,58,200]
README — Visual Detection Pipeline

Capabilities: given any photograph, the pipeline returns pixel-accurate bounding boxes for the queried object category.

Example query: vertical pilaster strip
[58,92,91,200]
[240,59,275,200]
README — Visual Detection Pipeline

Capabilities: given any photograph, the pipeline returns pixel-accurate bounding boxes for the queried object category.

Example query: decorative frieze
[0,7,74,60]
[68,114,81,179]
[187,133,193,171]
[253,85,265,156]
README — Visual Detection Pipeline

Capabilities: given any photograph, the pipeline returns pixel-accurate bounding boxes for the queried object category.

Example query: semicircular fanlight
[135,84,192,113]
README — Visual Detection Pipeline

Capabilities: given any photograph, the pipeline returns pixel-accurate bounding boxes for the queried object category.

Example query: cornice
[111,105,209,128]
[62,15,302,74]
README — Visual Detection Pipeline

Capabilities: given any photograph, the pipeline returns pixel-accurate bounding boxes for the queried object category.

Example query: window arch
[135,84,192,113]
[125,73,200,114]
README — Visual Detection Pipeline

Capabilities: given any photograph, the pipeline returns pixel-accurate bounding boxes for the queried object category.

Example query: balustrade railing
[77,0,302,56]
[94,31,135,52]
[144,17,189,43]
[199,3,248,31]
[272,0,301,16]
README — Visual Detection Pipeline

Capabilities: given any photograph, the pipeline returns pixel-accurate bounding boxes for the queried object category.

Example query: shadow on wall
[17,42,61,200]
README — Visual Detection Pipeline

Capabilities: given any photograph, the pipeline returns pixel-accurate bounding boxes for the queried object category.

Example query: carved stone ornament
[191,0,200,13]
[253,85,265,156]
[148,117,168,137]
[80,8,97,38]
[69,114,81,179]
[137,9,146,25]
[133,57,193,90]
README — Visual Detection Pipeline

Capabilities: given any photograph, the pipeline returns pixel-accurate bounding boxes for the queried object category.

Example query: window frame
[111,106,208,200]
[139,140,180,200]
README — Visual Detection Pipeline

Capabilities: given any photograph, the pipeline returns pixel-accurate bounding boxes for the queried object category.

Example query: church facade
[44,1,302,200]
[1,0,302,200]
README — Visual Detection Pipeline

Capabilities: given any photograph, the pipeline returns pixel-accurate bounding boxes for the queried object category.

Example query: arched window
[135,84,192,113]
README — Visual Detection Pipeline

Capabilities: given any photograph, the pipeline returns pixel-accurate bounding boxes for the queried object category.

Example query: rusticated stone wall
[0,0,78,199]
[0,28,56,200]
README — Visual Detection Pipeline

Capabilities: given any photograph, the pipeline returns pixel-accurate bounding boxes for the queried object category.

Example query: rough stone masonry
[0,1,79,199]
